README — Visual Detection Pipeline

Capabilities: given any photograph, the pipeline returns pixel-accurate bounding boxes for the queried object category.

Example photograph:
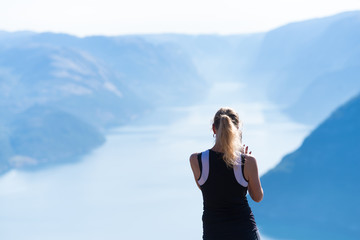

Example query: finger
[249,151,252,155]
[245,146,248,154]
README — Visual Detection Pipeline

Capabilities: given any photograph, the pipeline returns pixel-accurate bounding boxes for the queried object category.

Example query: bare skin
[189,153,201,190]
[242,146,264,202]
[189,125,264,202]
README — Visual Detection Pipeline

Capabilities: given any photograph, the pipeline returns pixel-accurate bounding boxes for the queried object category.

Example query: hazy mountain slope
[15,33,205,106]
[285,65,360,124]
[143,33,265,92]
[1,11,359,175]
[144,12,360,113]
[0,43,143,128]
[0,32,206,174]
[249,11,360,124]
[5,106,105,173]
[251,93,360,239]
[81,35,205,105]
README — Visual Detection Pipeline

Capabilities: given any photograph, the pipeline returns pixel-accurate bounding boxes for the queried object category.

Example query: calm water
[0,82,310,240]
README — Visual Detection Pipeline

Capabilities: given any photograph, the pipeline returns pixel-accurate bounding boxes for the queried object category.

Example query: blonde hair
[213,107,242,167]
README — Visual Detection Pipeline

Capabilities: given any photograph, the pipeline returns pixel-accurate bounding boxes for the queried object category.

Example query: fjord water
[0,82,310,240]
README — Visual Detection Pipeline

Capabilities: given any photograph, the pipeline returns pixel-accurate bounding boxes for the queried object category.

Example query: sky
[1,0,360,36]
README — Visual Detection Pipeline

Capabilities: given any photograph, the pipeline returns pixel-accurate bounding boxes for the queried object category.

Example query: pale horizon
[1,0,360,37]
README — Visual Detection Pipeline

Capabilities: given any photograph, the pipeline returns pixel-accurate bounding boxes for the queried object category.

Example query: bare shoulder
[189,153,201,179]
[189,152,201,189]
[243,155,259,170]
[189,153,199,164]
[243,154,257,164]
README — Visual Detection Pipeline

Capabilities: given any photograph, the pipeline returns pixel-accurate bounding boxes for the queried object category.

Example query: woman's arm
[244,155,264,202]
[189,153,201,190]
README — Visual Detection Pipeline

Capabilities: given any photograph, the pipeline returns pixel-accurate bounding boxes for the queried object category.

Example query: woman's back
[198,149,258,240]
[189,107,262,240]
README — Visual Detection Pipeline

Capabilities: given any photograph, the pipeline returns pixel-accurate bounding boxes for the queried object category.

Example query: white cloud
[58,83,93,95]
[9,155,38,168]
[1,0,360,36]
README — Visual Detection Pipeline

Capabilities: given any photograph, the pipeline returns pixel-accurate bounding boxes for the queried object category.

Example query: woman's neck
[211,143,223,153]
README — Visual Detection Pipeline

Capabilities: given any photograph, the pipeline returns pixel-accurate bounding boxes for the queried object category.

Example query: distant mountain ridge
[251,93,360,239]
[1,10,360,175]
[248,10,360,125]
[0,31,206,174]
[142,11,360,126]
[4,106,105,171]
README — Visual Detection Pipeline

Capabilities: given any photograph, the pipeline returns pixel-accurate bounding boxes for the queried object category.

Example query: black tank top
[197,149,258,240]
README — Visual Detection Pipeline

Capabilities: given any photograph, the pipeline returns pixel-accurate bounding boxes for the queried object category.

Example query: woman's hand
[243,144,252,155]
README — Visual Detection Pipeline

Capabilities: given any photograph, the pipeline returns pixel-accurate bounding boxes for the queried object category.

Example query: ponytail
[214,108,242,167]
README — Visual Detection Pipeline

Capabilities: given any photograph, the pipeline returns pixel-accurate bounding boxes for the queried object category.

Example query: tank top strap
[197,150,210,186]
[233,153,248,187]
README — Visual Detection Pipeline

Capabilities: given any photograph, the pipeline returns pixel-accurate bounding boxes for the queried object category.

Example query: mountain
[248,11,360,125]
[144,12,360,123]
[0,32,206,174]
[1,11,360,175]
[251,93,360,239]
[3,106,105,172]
[285,65,360,124]
[143,33,265,99]
[0,43,142,128]
[0,32,206,127]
